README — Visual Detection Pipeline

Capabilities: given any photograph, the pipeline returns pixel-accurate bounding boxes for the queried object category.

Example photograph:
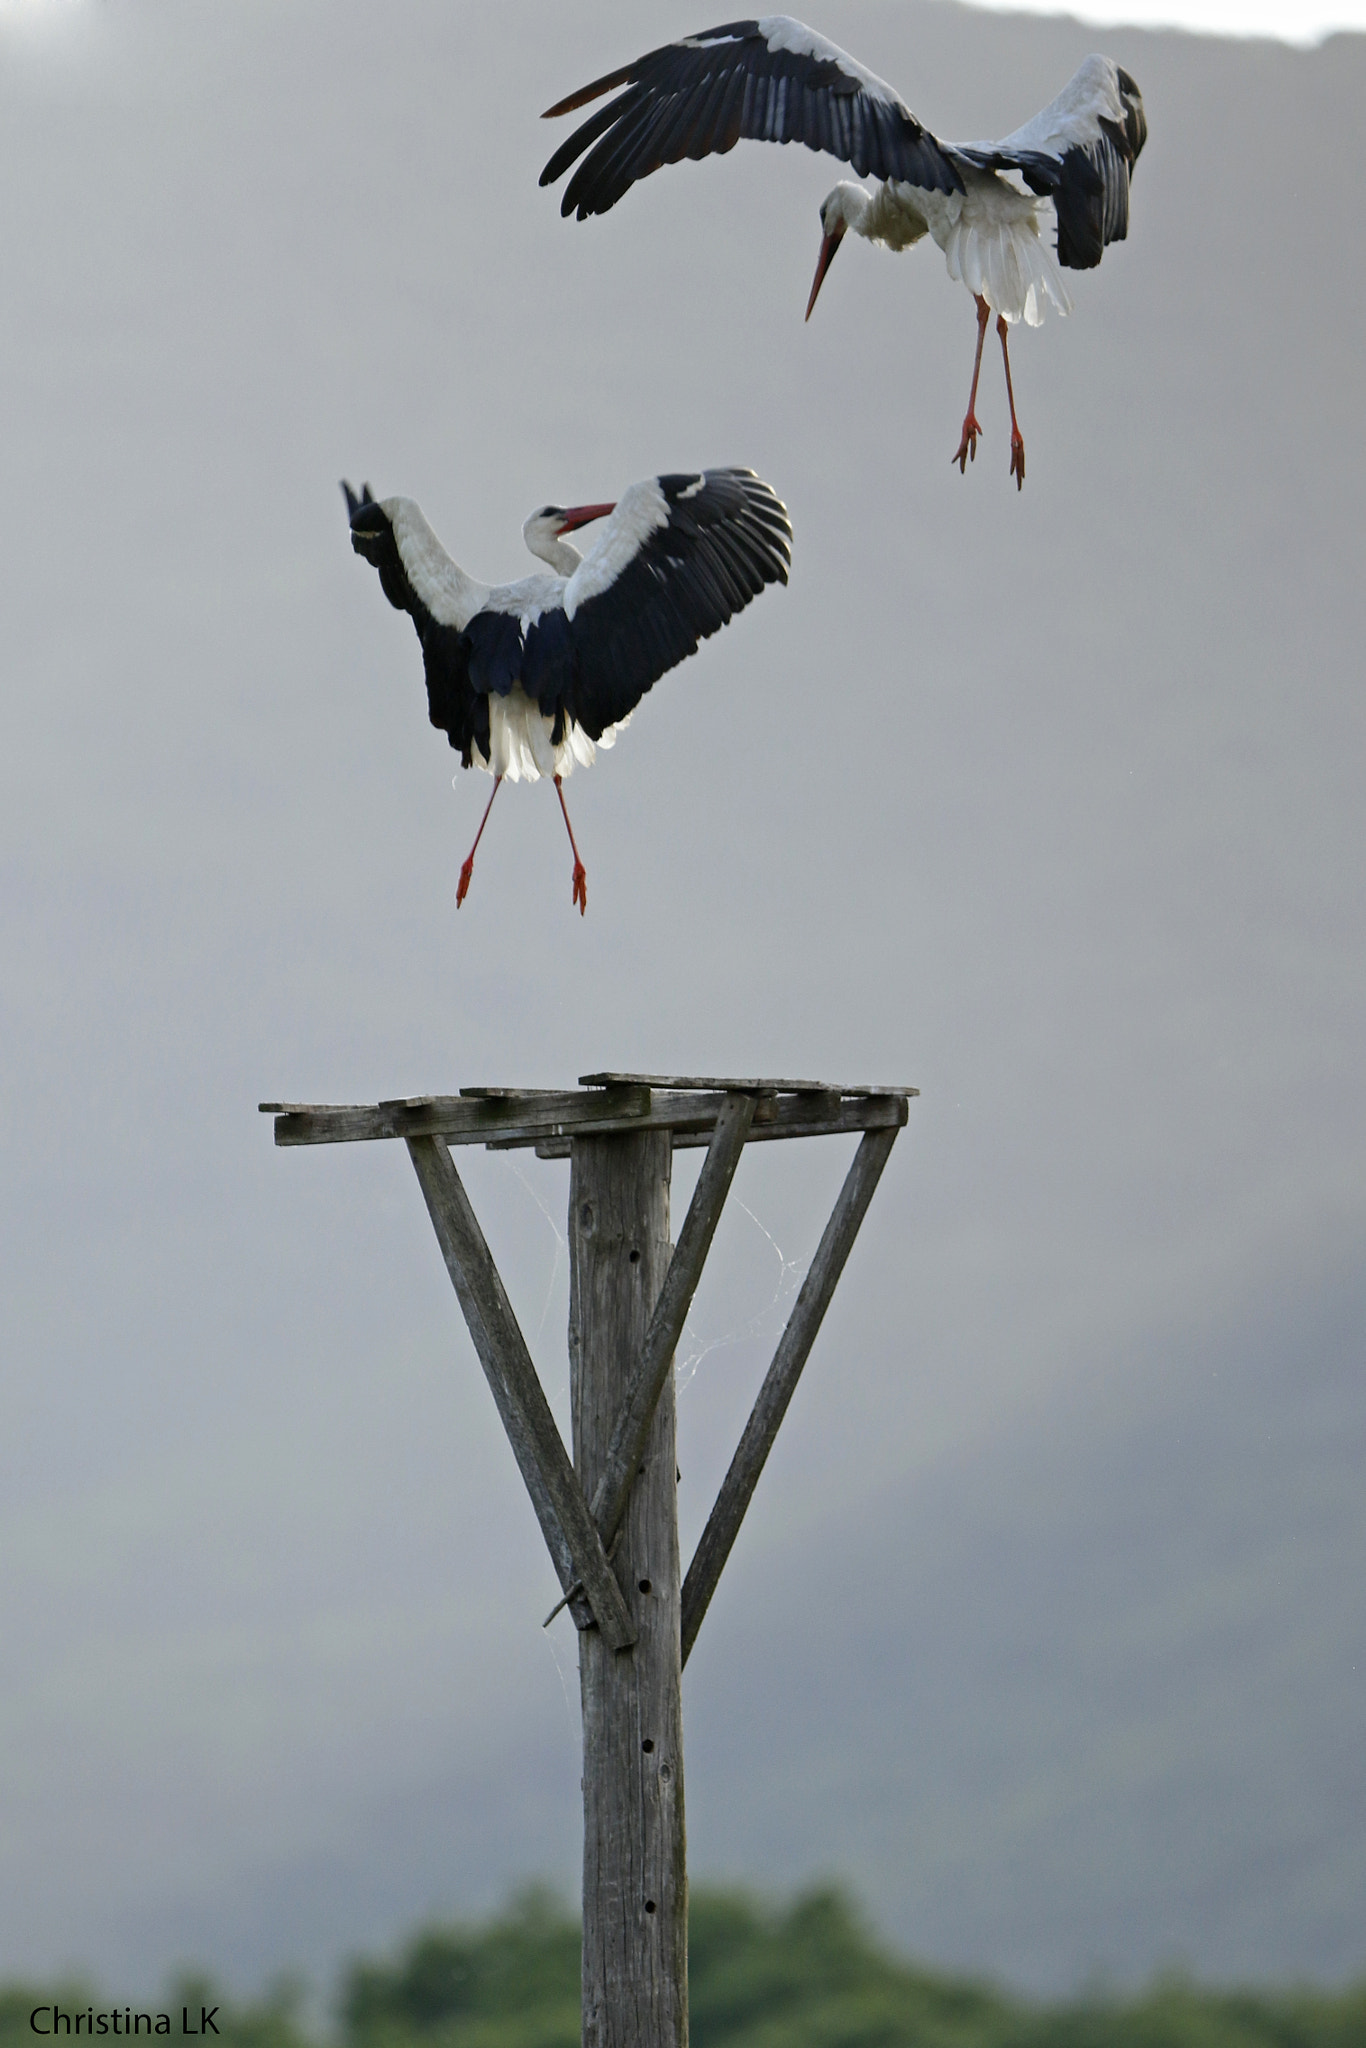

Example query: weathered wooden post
[261,1076,912,2048]
[570,1130,686,2048]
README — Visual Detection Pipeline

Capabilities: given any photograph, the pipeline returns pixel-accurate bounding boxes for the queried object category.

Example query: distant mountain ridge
[687,1257,1366,1989]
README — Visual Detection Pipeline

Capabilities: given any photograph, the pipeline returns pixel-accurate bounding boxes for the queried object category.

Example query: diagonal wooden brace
[680,1124,901,1667]
[589,1092,756,1547]
[407,1135,637,1651]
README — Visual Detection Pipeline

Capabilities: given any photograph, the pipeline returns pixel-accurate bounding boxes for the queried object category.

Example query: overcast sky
[0,0,1362,2008]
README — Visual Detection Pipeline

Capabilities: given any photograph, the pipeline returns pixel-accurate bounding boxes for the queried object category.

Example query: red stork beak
[805,221,846,321]
[557,501,616,534]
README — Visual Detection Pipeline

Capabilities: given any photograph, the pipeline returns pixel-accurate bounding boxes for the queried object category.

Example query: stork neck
[830,180,875,238]
[862,179,932,251]
[529,534,584,577]
[521,509,587,578]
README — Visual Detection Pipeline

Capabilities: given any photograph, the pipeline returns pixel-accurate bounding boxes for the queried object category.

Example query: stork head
[522,500,616,575]
[807,186,865,320]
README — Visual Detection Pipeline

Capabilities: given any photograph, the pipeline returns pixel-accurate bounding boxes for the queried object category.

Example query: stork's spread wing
[952,55,1146,270]
[344,471,791,765]
[344,482,493,767]
[541,16,961,219]
[556,469,792,739]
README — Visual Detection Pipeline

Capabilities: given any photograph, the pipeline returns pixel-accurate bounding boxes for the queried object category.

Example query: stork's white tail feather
[472,689,630,782]
[941,212,1072,326]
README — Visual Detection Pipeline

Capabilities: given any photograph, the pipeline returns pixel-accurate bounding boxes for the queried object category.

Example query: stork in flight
[343,469,792,912]
[541,17,1146,488]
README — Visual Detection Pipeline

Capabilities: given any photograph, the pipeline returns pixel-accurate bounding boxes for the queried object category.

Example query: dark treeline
[5,1888,1365,2048]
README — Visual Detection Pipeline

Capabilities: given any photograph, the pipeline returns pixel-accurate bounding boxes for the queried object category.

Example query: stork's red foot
[1009,430,1025,490]
[456,855,476,907]
[953,413,983,473]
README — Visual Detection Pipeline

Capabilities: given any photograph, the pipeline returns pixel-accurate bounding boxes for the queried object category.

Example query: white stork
[343,470,791,912]
[541,18,1146,488]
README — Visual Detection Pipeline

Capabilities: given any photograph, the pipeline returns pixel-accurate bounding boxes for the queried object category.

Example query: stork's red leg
[456,775,500,907]
[554,774,588,916]
[996,314,1025,490]
[953,294,991,474]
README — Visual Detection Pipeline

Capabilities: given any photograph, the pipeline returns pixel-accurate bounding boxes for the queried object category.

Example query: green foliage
[342,1888,579,2048]
[334,1888,1366,2048]
[3,1890,1364,2048]
[685,1887,1013,2048]
[1,1986,95,2048]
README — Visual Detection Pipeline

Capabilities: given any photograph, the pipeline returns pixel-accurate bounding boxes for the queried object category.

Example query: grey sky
[0,0,1362,2004]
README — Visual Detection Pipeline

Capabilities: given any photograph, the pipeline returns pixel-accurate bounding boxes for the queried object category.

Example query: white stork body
[821,167,1071,327]
[541,22,1146,487]
[344,470,791,910]
[384,500,613,784]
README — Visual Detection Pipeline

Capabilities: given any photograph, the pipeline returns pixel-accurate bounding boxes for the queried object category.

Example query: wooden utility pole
[571,1131,685,2048]
[262,1075,913,2048]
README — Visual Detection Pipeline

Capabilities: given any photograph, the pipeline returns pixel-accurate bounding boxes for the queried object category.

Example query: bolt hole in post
[642,1739,655,1753]
[638,1579,652,1594]
[629,1247,641,1264]
[645,1901,657,1915]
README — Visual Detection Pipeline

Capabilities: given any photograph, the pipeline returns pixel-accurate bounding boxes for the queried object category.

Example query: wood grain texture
[269,1085,649,1147]
[579,1073,915,1097]
[571,1131,687,2048]
[680,1125,901,1668]
[266,1085,915,1151]
[589,1093,755,1551]
[406,1135,636,1652]
[525,1091,910,1158]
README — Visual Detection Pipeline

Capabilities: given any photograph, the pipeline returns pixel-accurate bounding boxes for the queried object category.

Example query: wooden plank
[571,1130,687,2048]
[458,1086,568,1099]
[664,1110,903,1150]
[589,1093,755,1549]
[406,1134,637,1652]
[270,1084,649,1148]
[528,1092,910,1159]
[266,1084,917,1151]
[679,1125,901,1669]
[581,1071,915,1097]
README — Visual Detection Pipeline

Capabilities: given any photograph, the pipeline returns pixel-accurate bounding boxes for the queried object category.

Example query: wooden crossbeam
[580,1072,909,1097]
[262,1084,914,1152]
[679,1124,901,1669]
[407,1135,637,1651]
[527,1092,906,1157]
[266,1084,650,1148]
